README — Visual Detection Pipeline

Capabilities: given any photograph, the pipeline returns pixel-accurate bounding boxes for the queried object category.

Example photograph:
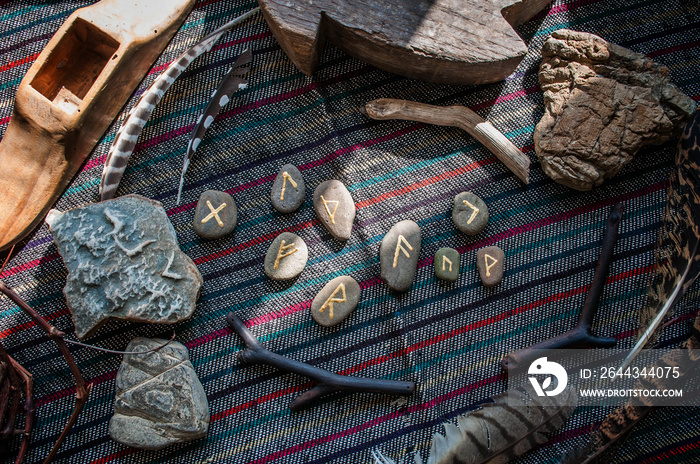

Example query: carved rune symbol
[202,200,226,227]
[320,195,339,224]
[393,235,414,268]
[273,239,298,270]
[484,253,498,277]
[319,283,347,319]
[442,255,453,272]
[279,171,298,201]
[462,200,480,224]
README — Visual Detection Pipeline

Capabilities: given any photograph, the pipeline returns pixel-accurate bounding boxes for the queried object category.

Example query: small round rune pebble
[271,164,305,213]
[264,232,308,280]
[379,220,421,292]
[452,192,489,236]
[434,247,459,282]
[310,276,361,327]
[192,190,237,239]
[476,245,504,287]
[313,180,355,241]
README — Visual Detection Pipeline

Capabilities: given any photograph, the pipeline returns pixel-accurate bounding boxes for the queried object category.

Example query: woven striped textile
[1,0,699,463]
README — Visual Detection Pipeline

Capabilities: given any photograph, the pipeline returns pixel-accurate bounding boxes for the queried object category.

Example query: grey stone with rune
[45,194,203,339]
[192,190,237,239]
[380,220,421,292]
[109,337,210,450]
[271,164,305,213]
[452,192,488,236]
[311,275,361,327]
[477,245,504,287]
[264,232,308,280]
[434,247,459,282]
[313,179,355,241]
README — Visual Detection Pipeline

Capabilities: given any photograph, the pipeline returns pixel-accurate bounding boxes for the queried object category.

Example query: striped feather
[617,111,700,373]
[98,7,260,201]
[560,308,700,464]
[426,385,576,464]
[176,48,252,204]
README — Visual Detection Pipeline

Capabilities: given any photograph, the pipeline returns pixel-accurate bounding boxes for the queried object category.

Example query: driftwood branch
[0,281,91,464]
[227,313,415,411]
[363,98,530,184]
[501,203,623,370]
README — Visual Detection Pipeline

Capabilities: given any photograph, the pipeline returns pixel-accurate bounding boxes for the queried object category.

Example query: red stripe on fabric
[355,158,497,209]
[471,86,540,111]
[0,303,69,339]
[0,253,60,279]
[0,51,39,73]
[636,439,700,463]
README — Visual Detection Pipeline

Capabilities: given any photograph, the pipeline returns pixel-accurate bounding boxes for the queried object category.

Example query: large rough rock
[534,29,696,191]
[109,338,210,450]
[45,195,202,339]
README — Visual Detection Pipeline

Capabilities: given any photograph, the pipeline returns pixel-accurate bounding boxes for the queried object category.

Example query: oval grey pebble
[193,190,237,239]
[476,245,504,287]
[271,164,305,213]
[311,276,360,327]
[452,192,488,236]
[313,180,355,241]
[380,220,421,292]
[264,232,308,280]
[434,247,459,282]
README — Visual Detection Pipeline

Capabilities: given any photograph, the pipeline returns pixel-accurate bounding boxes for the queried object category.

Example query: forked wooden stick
[227,313,415,411]
[363,98,530,184]
[501,203,623,371]
[0,281,91,464]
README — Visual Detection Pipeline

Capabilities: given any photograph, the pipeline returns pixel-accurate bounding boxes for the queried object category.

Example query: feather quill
[426,385,576,464]
[98,7,260,201]
[617,111,700,374]
[176,48,252,204]
[559,307,700,464]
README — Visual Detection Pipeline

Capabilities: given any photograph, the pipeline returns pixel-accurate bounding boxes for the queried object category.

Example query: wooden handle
[364,98,530,184]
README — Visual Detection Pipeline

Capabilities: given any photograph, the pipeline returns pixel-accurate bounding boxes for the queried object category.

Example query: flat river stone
[380,220,421,292]
[193,190,237,239]
[311,276,360,327]
[271,164,305,213]
[264,232,308,280]
[477,246,504,287]
[45,194,203,339]
[109,338,209,450]
[313,180,355,240]
[452,192,488,235]
[435,247,459,282]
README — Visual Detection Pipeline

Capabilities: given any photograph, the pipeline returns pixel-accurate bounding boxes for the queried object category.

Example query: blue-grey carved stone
[452,192,489,236]
[380,220,421,292]
[264,232,308,280]
[193,190,237,239]
[45,194,203,339]
[271,164,305,213]
[434,247,459,282]
[477,245,504,287]
[313,180,355,240]
[311,275,360,327]
[109,338,209,450]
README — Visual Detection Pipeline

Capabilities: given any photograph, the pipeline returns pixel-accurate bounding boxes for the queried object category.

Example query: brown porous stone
[534,29,696,191]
